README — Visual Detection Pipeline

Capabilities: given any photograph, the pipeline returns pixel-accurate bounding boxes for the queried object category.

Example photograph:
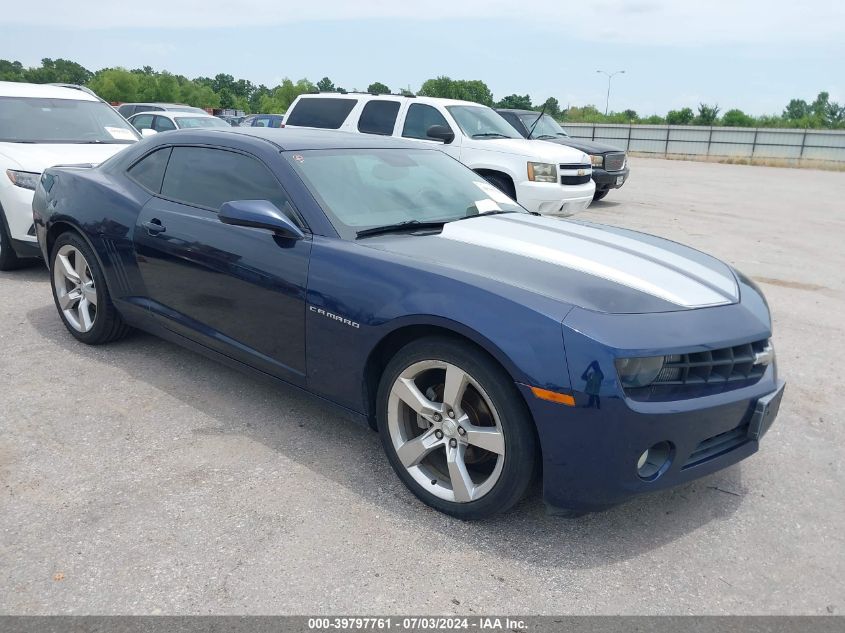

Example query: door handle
[143,219,166,235]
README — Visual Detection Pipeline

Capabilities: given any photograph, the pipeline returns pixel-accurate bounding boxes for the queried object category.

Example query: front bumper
[0,182,39,245]
[516,180,596,216]
[522,372,783,511]
[592,165,630,191]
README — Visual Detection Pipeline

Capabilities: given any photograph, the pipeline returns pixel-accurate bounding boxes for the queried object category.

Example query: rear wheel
[377,337,536,519]
[0,209,23,271]
[50,232,131,344]
[593,188,609,201]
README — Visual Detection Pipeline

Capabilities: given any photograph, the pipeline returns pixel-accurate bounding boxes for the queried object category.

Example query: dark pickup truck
[496,108,629,201]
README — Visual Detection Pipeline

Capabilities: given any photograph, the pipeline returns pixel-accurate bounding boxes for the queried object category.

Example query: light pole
[596,70,625,115]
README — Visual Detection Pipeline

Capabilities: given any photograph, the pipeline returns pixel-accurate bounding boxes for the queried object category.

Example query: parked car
[127,110,231,135]
[284,94,595,215]
[217,115,245,127]
[116,102,208,118]
[240,114,285,128]
[497,108,629,201]
[0,81,139,270]
[33,128,784,519]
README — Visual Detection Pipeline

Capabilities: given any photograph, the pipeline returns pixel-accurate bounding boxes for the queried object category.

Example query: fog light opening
[637,441,673,481]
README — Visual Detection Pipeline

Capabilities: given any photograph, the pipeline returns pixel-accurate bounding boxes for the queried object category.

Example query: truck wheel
[0,208,23,271]
[481,173,517,201]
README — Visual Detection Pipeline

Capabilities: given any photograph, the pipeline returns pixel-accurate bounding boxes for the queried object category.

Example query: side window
[402,104,450,140]
[117,104,134,117]
[253,117,270,127]
[153,116,176,132]
[358,100,400,135]
[127,147,172,193]
[285,98,357,129]
[160,147,293,216]
[132,114,154,131]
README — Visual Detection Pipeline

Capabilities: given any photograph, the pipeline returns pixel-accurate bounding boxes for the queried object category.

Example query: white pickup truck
[284,93,595,215]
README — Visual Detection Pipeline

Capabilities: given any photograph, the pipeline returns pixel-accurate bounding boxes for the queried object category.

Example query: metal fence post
[751,128,758,158]
[627,123,632,151]
[591,124,596,141]
[799,128,808,159]
[707,126,713,157]
[665,127,670,157]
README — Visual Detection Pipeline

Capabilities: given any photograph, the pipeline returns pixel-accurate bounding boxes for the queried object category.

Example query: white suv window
[286,97,357,129]
[402,103,451,140]
[357,100,400,136]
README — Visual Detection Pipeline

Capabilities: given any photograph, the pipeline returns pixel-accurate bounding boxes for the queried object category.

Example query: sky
[1,0,843,116]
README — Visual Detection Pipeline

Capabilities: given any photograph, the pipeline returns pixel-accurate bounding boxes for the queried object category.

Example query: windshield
[518,113,569,139]
[446,106,520,139]
[287,149,525,239]
[0,97,139,143]
[175,116,231,129]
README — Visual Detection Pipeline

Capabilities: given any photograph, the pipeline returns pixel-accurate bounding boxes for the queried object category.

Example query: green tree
[0,59,26,81]
[219,89,235,110]
[496,94,533,109]
[721,108,755,127]
[367,81,391,95]
[88,68,140,102]
[23,58,92,84]
[417,76,493,106]
[783,98,810,120]
[666,107,694,125]
[541,97,560,117]
[622,109,638,122]
[642,114,665,124]
[694,103,720,126]
[316,76,336,92]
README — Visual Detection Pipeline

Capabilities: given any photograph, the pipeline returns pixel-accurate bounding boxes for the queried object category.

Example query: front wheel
[0,209,23,271]
[377,337,537,519]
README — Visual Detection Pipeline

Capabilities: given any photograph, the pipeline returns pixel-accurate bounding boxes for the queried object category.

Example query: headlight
[615,356,665,388]
[6,169,41,191]
[590,154,604,168]
[527,162,557,183]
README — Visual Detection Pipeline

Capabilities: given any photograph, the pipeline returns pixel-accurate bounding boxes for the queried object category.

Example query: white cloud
[3,0,843,47]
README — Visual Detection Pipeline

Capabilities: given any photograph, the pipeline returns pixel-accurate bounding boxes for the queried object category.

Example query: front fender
[304,236,573,414]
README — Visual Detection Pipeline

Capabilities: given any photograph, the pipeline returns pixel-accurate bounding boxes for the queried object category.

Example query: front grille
[604,152,626,172]
[559,163,591,186]
[561,175,592,185]
[683,422,750,469]
[625,339,771,401]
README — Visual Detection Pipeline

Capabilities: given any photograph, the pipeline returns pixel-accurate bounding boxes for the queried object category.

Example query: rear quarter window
[286,98,357,129]
[127,147,172,193]
[357,100,400,135]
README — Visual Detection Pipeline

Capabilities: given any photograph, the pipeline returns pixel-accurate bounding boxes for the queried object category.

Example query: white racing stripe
[439,215,738,308]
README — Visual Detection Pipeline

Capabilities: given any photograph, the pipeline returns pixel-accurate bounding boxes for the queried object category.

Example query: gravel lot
[1,157,843,615]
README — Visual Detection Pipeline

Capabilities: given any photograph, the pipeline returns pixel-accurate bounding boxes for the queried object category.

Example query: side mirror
[426,124,455,144]
[140,128,158,137]
[219,200,305,240]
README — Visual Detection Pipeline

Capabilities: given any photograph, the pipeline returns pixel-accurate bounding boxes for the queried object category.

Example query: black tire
[592,188,609,202]
[0,208,23,271]
[481,173,517,201]
[377,336,537,519]
[50,231,131,345]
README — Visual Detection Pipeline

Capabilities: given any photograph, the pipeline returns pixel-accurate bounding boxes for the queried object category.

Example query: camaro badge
[309,305,360,329]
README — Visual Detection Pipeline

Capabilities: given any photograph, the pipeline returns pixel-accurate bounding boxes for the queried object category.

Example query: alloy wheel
[53,244,97,332]
[387,360,506,503]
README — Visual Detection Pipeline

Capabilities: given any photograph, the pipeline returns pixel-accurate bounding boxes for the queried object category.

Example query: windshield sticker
[292,154,305,163]
[105,126,137,141]
[473,181,513,204]
[474,199,502,214]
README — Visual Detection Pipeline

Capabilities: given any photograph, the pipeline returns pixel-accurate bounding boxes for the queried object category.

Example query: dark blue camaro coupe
[33,128,785,518]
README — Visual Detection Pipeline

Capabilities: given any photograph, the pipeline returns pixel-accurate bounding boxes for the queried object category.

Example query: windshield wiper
[471,133,510,139]
[535,134,556,140]
[356,220,447,238]
[527,103,548,139]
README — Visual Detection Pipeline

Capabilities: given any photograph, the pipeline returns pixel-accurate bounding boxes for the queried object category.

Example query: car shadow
[590,199,622,208]
[26,302,745,570]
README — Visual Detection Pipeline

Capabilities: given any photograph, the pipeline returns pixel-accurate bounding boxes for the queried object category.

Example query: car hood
[0,142,132,172]
[535,136,624,155]
[474,137,590,164]
[361,214,739,314]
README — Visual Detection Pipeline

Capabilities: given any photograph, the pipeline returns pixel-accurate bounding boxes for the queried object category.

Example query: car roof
[0,80,100,101]
[296,92,484,109]
[152,127,430,151]
[495,108,539,116]
[130,110,215,120]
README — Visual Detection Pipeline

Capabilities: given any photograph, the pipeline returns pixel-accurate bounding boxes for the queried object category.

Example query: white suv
[0,81,139,270]
[284,94,595,215]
